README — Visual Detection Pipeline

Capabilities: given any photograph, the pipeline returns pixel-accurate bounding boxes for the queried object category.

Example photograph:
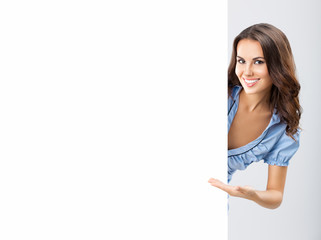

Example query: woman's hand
[208,174,285,209]
[208,178,257,200]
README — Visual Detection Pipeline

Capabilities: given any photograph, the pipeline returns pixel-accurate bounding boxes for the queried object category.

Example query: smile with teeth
[243,77,260,87]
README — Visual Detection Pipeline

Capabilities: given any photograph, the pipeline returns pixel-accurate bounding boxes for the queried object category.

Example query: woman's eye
[254,60,264,64]
[237,59,245,64]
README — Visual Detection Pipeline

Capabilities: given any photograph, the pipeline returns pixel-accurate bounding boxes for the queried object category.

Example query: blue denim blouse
[228,85,300,182]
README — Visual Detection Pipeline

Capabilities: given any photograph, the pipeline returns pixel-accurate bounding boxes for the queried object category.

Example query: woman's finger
[208,178,235,194]
[208,178,257,199]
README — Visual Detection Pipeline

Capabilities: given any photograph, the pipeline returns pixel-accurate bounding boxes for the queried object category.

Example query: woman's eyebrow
[253,57,265,60]
[236,56,265,60]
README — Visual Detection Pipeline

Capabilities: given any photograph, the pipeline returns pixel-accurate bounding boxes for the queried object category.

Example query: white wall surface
[0,1,227,239]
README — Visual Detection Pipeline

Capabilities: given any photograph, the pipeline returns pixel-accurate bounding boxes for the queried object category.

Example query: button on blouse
[228,85,300,182]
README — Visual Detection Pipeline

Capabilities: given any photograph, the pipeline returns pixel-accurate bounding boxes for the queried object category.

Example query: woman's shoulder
[228,85,242,112]
[262,122,301,165]
[228,85,242,100]
[264,111,301,145]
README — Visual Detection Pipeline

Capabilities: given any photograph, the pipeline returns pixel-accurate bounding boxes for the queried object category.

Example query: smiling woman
[208,23,302,209]
[229,39,274,150]
[236,39,273,94]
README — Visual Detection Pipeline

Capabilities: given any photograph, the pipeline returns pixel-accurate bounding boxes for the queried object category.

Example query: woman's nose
[244,64,253,76]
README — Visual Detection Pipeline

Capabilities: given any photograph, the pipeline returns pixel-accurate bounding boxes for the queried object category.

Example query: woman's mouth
[243,77,260,87]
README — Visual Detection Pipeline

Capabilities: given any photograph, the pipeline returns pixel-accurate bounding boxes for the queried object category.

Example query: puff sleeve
[263,129,301,166]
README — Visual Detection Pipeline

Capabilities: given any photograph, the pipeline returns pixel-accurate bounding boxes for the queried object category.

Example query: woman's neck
[239,89,272,113]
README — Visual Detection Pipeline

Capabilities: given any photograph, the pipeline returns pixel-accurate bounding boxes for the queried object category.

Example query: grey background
[228,0,321,239]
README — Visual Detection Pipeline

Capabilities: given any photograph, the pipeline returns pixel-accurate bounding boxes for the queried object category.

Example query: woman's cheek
[235,66,242,79]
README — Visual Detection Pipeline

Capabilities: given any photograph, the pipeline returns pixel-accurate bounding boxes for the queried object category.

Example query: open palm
[208,178,257,200]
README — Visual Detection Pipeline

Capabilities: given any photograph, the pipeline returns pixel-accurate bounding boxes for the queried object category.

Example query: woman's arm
[208,165,288,209]
[251,165,287,209]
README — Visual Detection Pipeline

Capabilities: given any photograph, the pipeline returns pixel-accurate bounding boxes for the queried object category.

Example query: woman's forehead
[236,39,264,58]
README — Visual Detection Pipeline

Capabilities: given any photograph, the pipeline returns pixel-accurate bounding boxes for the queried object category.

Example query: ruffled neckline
[228,85,281,157]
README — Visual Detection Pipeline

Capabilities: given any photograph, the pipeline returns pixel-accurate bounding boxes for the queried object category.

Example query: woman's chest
[228,109,271,150]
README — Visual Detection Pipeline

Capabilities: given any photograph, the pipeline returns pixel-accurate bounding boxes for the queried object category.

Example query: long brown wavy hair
[228,23,302,139]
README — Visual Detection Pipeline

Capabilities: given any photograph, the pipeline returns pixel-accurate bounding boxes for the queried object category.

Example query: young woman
[208,23,301,209]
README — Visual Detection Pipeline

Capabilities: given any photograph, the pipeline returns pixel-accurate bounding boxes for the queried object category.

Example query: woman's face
[235,39,273,96]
